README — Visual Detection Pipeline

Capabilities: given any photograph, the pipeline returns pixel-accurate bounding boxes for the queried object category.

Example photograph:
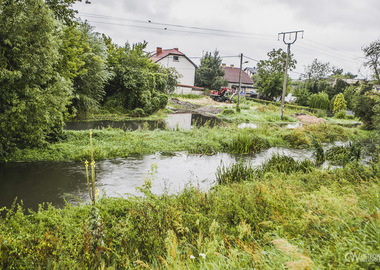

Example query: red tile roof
[223,66,254,85]
[150,48,185,62]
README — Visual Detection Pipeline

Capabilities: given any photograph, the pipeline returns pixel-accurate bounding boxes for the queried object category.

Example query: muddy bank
[168,98,223,116]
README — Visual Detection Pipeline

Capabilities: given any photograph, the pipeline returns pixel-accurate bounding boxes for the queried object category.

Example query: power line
[79,12,274,39]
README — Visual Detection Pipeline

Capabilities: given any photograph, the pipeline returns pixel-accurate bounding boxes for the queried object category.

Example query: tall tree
[104,42,178,115]
[45,0,90,26]
[302,59,331,81]
[0,0,72,155]
[195,50,227,90]
[70,22,111,116]
[362,39,380,83]
[255,48,296,100]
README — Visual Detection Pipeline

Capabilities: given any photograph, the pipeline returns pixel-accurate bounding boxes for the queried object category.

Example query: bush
[131,108,146,117]
[334,111,346,119]
[308,92,330,110]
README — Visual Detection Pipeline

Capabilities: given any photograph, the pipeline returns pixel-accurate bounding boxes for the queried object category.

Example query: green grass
[3,124,369,162]
[1,159,379,269]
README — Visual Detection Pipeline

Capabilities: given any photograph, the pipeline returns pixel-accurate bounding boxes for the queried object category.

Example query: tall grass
[1,161,379,268]
[225,132,270,154]
[2,123,368,162]
[325,142,362,166]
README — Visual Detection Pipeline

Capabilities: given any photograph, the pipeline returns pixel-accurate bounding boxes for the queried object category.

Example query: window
[173,56,179,62]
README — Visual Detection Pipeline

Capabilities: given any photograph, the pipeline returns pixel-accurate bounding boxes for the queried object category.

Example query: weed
[325,142,362,166]
[225,132,270,154]
[215,160,256,185]
[257,154,314,176]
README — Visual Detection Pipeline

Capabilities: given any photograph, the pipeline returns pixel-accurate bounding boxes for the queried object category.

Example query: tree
[70,22,111,116]
[104,42,178,115]
[352,82,378,129]
[307,92,330,110]
[255,49,296,100]
[45,0,90,26]
[293,86,310,106]
[195,50,227,90]
[302,59,331,81]
[0,0,72,155]
[362,39,380,83]
[333,93,347,112]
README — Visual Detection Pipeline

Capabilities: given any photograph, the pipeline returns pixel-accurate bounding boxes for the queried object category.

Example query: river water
[0,148,312,211]
[1,113,358,211]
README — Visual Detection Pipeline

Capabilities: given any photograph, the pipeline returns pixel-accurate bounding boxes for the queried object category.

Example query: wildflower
[96,188,99,198]
[199,253,206,259]
[190,255,195,259]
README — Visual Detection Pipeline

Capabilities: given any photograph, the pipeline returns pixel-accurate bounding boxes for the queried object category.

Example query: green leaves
[256,48,296,100]
[104,42,176,115]
[0,0,71,153]
[195,50,227,90]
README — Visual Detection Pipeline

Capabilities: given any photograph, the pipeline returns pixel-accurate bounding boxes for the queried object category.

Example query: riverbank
[3,123,367,162]
[1,159,379,269]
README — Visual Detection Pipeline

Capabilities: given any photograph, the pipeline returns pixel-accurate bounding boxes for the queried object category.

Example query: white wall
[157,55,195,86]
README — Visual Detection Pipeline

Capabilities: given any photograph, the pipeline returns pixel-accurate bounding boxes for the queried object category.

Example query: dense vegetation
[4,123,364,162]
[0,0,177,157]
[1,156,379,269]
[2,1,380,269]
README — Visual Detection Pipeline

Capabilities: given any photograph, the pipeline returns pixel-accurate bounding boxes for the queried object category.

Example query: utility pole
[238,53,243,108]
[278,30,304,119]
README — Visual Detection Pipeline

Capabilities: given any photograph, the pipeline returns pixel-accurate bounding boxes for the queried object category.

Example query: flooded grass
[1,159,379,269]
[325,141,362,166]
[3,123,369,162]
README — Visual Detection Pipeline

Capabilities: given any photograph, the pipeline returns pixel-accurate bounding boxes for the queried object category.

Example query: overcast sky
[74,0,380,79]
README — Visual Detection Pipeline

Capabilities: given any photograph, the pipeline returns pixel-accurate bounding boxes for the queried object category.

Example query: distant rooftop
[150,47,197,67]
[223,66,254,84]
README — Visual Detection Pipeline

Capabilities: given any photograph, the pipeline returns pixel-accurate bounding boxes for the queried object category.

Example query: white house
[150,47,200,94]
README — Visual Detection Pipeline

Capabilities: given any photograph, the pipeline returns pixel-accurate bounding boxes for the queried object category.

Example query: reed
[325,141,362,166]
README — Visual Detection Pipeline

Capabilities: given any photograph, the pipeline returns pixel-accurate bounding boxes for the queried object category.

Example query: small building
[150,47,200,94]
[222,64,257,96]
[244,67,258,77]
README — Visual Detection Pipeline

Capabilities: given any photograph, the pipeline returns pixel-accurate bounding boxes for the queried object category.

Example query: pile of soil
[194,106,223,115]
[168,98,200,112]
[294,113,325,125]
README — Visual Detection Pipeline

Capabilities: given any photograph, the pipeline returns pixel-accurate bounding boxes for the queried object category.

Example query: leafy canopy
[195,50,227,90]
[255,48,296,100]
[104,42,178,115]
[0,0,72,154]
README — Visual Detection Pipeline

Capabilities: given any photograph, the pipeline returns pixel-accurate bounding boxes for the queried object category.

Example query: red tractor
[210,87,236,102]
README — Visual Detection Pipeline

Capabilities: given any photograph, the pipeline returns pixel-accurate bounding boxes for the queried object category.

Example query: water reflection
[0,147,313,211]
[65,113,220,131]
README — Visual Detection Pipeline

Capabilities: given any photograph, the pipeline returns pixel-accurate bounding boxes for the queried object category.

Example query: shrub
[334,111,346,119]
[131,108,146,117]
[308,92,330,110]
[333,93,347,112]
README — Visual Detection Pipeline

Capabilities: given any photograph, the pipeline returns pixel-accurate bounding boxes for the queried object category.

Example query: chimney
[174,47,179,51]
[156,47,162,54]
[222,63,226,67]
[230,64,234,68]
